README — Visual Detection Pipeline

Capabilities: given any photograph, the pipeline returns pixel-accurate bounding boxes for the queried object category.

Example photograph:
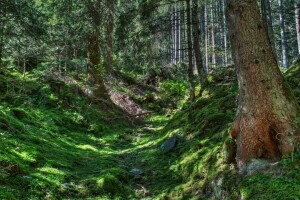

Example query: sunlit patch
[78,145,98,152]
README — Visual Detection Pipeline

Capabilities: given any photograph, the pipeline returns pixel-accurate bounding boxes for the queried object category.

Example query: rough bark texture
[226,0,300,170]
[296,3,300,54]
[86,0,108,99]
[278,0,288,68]
[186,0,195,102]
[104,0,114,75]
[87,31,108,99]
[0,1,5,69]
[265,0,275,51]
[192,0,208,94]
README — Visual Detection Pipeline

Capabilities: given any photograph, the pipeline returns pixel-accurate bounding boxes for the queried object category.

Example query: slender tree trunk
[172,7,175,64]
[205,5,209,72]
[105,0,114,75]
[182,2,186,62]
[226,0,300,171]
[278,0,288,68]
[210,0,216,68]
[192,0,208,93]
[186,0,195,102]
[261,0,268,31]
[222,0,228,67]
[295,2,300,55]
[86,0,108,99]
[266,0,275,50]
[176,4,180,63]
[0,0,6,69]
[174,6,178,63]
[88,30,108,99]
[178,4,182,62]
[261,0,275,51]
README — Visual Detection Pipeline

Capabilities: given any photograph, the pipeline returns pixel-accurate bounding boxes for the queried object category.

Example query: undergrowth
[1,64,300,200]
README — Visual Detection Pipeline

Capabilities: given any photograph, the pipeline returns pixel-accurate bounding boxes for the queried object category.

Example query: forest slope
[0,64,300,199]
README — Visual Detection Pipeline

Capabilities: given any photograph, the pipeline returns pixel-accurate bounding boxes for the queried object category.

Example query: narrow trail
[60,114,169,198]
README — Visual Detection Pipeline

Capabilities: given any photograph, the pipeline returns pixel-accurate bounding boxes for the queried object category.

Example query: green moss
[97,174,124,194]
[1,61,300,199]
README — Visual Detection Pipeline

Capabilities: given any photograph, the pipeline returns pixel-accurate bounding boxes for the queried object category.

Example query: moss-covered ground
[1,65,300,199]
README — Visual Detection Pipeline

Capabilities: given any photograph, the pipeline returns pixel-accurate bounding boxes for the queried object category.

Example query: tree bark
[105,0,114,75]
[265,0,275,51]
[261,0,275,51]
[205,5,209,72]
[295,2,300,55]
[0,0,6,69]
[210,0,216,68]
[226,0,300,171]
[87,30,108,99]
[222,0,228,67]
[186,0,195,102]
[192,0,208,94]
[278,0,288,68]
[86,0,108,99]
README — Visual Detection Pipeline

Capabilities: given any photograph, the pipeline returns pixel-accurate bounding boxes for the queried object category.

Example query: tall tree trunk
[261,0,275,51]
[88,30,108,99]
[182,2,186,62]
[261,0,268,31]
[105,0,114,75]
[205,5,209,72]
[0,0,6,69]
[174,6,178,64]
[278,0,288,68]
[226,0,300,171]
[222,0,228,67]
[265,0,275,51]
[186,0,195,102]
[192,0,208,93]
[210,0,216,68]
[86,0,108,99]
[176,3,180,63]
[178,3,182,62]
[295,2,300,55]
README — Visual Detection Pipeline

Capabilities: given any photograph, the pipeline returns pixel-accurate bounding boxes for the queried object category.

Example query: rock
[142,126,156,132]
[98,174,123,194]
[211,176,228,200]
[130,168,143,175]
[244,159,275,175]
[160,135,177,153]
[22,176,33,180]
[61,183,74,189]
[117,164,127,169]
[223,139,237,163]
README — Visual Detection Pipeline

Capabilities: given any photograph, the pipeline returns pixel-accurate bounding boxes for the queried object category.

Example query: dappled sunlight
[78,145,98,152]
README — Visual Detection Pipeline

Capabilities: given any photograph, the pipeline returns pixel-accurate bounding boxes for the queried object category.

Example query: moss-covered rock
[84,173,125,196]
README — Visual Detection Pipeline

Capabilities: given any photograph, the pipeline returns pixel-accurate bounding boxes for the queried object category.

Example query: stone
[61,183,74,189]
[244,159,274,175]
[160,135,177,153]
[130,168,143,175]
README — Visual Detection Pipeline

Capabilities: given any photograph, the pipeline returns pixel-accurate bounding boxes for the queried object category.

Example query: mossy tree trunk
[226,0,300,170]
[192,0,208,95]
[86,0,108,99]
[104,0,114,75]
[295,2,300,55]
[0,0,6,69]
[186,0,195,102]
[87,30,108,99]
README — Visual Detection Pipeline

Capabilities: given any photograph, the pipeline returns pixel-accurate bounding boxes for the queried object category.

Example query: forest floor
[1,63,300,199]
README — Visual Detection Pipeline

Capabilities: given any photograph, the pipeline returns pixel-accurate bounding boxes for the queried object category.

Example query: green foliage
[286,58,300,104]
[237,153,300,199]
[159,80,188,98]
[0,69,133,199]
